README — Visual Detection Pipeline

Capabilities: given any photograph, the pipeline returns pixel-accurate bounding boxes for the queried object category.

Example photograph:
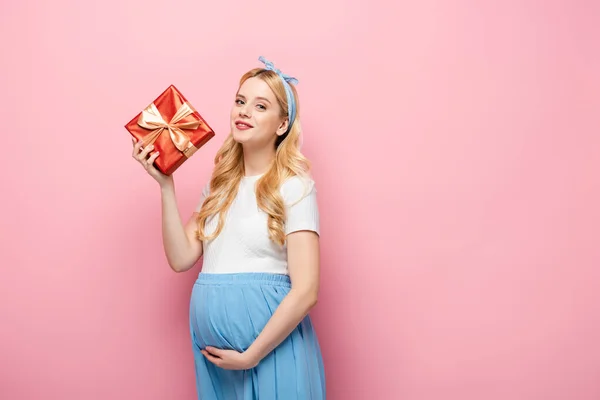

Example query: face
[230,76,288,148]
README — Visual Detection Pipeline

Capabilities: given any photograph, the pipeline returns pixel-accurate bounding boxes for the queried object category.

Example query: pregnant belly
[189,281,286,352]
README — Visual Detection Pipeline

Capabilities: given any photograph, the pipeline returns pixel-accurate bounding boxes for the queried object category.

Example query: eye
[256,104,266,110]
[235,99,244,105]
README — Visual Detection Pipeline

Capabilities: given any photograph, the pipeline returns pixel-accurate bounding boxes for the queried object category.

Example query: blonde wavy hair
[195,67,310,246]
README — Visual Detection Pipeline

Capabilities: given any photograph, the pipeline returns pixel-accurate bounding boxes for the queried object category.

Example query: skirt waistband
[194,272,291,287]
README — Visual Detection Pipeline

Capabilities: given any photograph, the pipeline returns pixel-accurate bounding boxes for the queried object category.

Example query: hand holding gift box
[125,85,215,175]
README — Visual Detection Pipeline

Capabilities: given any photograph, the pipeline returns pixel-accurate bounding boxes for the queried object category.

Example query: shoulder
[280,175,317,205]
[201,181,211,197]
[194,179,212,213]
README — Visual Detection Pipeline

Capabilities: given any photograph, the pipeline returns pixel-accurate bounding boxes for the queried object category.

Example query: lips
[235,120,253,129]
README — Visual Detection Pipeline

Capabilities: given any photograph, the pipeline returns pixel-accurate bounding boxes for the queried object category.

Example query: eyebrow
[237,94,272,104]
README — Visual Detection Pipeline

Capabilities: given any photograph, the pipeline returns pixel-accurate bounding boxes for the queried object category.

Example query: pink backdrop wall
[2,1,599,399]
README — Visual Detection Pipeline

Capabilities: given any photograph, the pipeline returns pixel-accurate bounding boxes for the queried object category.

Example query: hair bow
[258,56,298,134]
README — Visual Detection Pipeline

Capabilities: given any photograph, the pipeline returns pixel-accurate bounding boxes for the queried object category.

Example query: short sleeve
[194,182,211,213]
[281,176,320,236]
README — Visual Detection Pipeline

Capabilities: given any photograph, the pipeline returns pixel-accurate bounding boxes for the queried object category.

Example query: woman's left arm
[244,230,320,365]
[201,230,320,370]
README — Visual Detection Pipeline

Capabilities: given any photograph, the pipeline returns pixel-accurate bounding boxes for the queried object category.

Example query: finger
[201,350,221,366]
[132,136,141,148]
[136,144,154,162]
[147,151,160,164]
[143,152,161,172]
[131,138,143,157]
[205,346,223,357]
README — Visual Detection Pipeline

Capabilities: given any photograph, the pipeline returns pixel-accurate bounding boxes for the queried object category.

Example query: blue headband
[258,56,298,133]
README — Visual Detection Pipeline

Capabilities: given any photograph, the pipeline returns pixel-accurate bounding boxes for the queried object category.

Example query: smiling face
[230,76,289,149]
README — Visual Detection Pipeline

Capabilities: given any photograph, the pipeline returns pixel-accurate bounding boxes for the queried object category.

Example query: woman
[131,56,326,399]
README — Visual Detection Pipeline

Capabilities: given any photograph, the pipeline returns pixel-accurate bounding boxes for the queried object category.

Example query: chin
[232,129,252,144]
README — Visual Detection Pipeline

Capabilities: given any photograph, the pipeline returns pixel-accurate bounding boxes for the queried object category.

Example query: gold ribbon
[137,102,200,158]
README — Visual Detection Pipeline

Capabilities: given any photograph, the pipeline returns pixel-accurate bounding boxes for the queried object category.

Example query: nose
[239,103,251,118]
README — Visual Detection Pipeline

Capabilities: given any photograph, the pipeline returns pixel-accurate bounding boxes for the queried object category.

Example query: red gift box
[125,85,215,175]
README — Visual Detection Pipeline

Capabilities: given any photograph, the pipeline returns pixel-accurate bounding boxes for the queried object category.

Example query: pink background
[1,0,599,399]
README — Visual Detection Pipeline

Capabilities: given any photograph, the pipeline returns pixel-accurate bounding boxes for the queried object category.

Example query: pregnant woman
[131,56,326,399]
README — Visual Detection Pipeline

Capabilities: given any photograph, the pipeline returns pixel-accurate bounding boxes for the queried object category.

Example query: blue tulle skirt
[189,272,326,399]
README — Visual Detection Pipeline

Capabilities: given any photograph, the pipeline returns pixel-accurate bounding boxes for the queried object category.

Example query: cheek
[256,112,280,130]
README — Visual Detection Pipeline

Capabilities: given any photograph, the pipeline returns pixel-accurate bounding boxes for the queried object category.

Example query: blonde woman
[132,56,325,399]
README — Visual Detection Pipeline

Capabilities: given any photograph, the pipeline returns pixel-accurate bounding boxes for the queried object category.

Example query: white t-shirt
[194,174,320,275]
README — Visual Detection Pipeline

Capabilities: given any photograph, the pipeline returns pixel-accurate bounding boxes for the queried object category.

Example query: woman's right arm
[132,137,203,273]
[160,183,203,273]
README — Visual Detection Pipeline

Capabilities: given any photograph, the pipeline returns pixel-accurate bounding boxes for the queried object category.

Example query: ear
[276,118,289,137]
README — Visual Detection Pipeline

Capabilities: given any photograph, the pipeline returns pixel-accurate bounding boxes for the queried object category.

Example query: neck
[242,143,276,176]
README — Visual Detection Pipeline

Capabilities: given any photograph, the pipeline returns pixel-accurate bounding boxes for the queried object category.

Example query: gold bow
[137,102,200,158]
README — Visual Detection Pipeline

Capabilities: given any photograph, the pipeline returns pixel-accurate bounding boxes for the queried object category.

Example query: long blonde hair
[195,67,310,246]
